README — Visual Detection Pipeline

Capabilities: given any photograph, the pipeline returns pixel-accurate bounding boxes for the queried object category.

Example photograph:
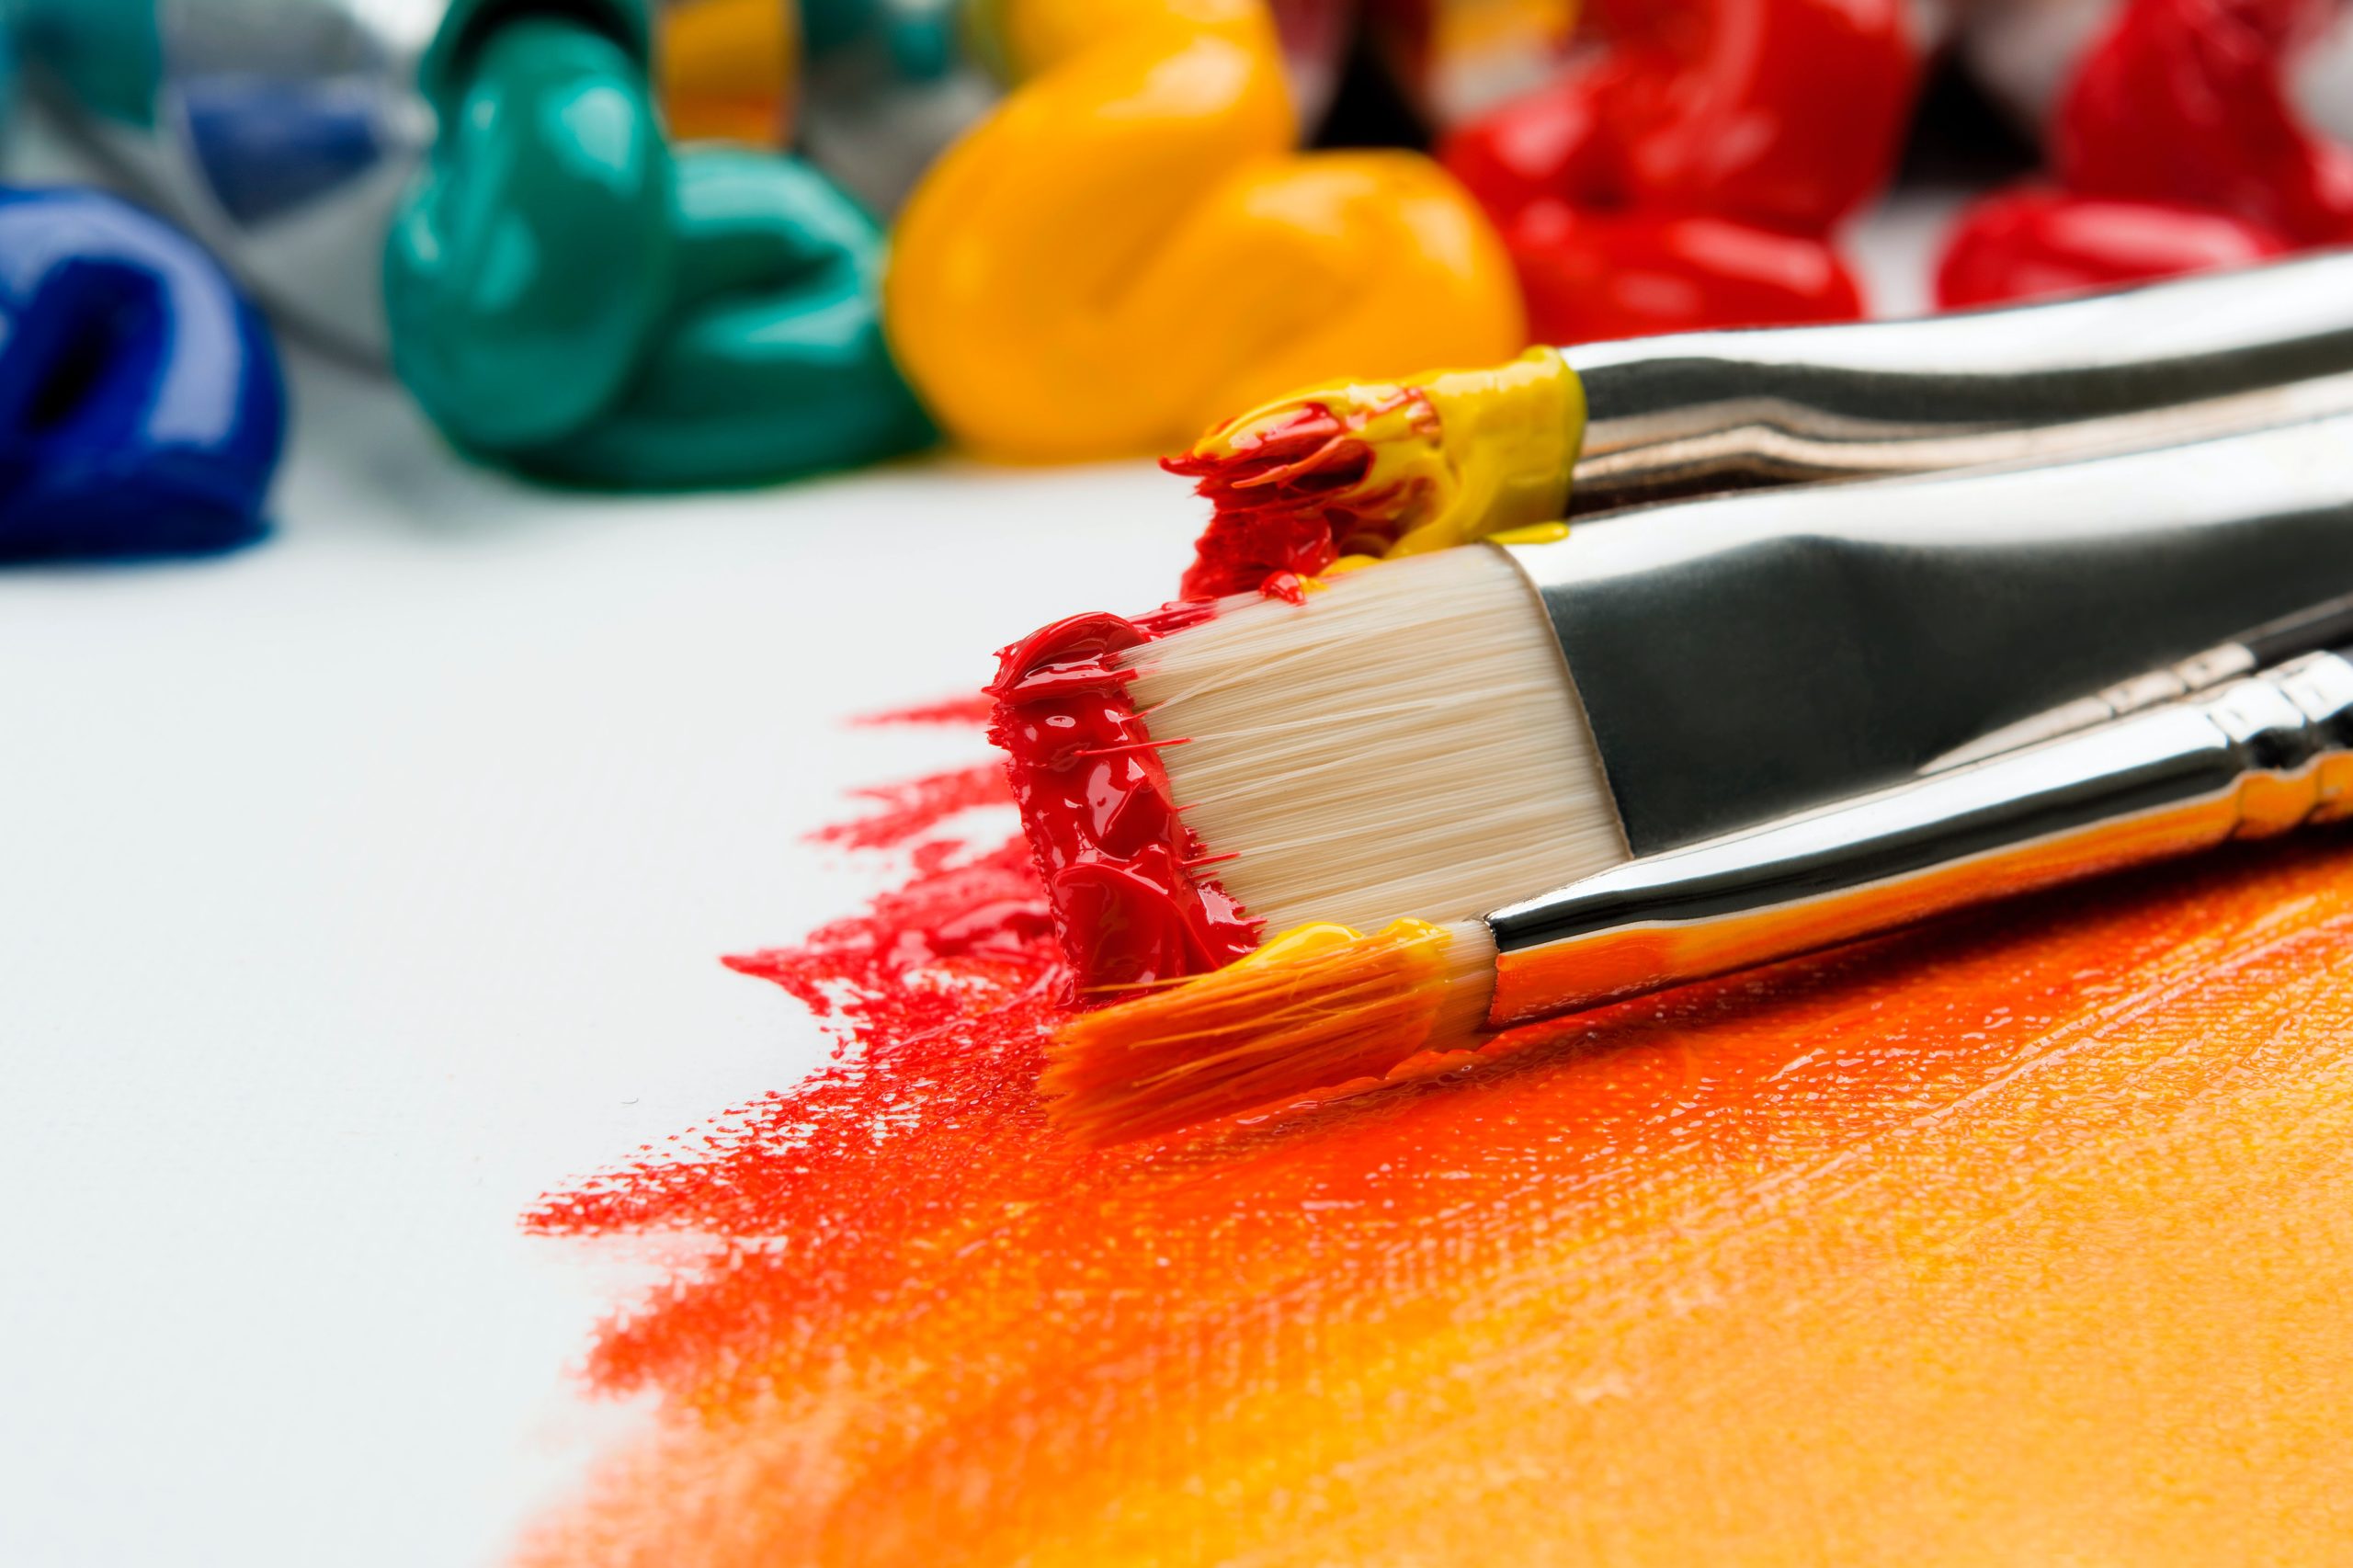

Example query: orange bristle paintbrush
[1051,635,2353,1143]
[993,411,2353,1013]
[1165,251,2353,597]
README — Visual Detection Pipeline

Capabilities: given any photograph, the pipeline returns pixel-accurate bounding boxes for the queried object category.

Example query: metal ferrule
[1561,250,2353,516]
[1501,408,2353,857]
[1484,649,2353,1028]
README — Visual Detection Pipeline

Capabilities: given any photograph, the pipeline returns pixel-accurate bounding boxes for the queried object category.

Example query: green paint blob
[387,5,933,488]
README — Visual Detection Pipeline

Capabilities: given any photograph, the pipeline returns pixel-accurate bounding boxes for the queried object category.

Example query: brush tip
[1166,350,1583,598]
[1045,917,1490,1144]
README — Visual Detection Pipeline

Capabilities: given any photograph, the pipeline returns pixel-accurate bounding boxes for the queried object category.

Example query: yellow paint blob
[885,0,1526,461]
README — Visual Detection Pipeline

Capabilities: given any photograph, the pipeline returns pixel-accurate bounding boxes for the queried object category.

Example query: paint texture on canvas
[517,726,2353,1565]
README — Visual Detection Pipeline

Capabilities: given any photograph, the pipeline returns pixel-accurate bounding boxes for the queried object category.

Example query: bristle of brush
[1120,546,1629,937]
[1047,918,1497,1144]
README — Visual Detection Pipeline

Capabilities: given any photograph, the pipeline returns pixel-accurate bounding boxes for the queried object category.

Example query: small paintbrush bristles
[1120,547,1628,936]
[1047,919,1498,1143]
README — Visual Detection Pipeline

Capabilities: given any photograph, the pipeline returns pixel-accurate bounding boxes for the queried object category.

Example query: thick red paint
[1935,187,2293,309]
[1437,0,1914,338]
[984,607,1258,995]
[1165,390,1433,598]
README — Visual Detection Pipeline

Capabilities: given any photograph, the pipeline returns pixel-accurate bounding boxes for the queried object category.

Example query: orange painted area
[884,0,1524,461]
[518,756,2353,1562]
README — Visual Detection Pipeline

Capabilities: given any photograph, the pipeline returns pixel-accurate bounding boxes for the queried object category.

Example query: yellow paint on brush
[1486,520,1573,547]
[884,0,1524,462]
[1185,347,1586,559]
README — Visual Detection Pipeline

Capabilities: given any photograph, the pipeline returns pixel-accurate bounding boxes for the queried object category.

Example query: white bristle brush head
[1120,546,1629,937]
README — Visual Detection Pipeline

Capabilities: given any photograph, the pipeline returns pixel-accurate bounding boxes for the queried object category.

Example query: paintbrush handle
[1484,651,2353,1028]
[1563,249,2353,516]
[1509,407,2353,855]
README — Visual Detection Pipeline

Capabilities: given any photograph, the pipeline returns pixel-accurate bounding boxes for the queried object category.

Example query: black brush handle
[1505,408,2353,855]
[1563,250,2353,515]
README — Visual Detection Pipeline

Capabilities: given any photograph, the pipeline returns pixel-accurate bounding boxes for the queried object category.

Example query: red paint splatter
[809,764,1007,852]
[527,731,1084,1405]
[983,605,1259,997]
[853,693,999,727]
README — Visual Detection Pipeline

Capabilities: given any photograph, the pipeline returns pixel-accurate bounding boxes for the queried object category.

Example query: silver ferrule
[1502,407,2353,857]
[1485,649,2353,1028]
[1562,250,2353,516]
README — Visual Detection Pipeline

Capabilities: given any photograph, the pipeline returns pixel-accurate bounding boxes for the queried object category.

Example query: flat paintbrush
[1166,249,2353,596]
[991,411,2353,1000]
[1052,641,2353,1142]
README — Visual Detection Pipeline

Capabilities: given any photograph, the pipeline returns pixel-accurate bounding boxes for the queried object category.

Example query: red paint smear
[983,604,1258,996]
[809,764,1006,852]
[852,693,999,727]
[525,732,1085,1406]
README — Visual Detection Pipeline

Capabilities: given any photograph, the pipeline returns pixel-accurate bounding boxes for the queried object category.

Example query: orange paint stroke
[519,739,2353,1564]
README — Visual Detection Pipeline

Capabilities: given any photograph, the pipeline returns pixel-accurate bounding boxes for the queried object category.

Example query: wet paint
[1166,348,1582,597]
[517,722,2353,1566]
[985,607,1260,993]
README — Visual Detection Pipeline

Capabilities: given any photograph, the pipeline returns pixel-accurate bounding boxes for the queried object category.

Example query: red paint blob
[1933,0,2350,307]
[984,607,1259,995]
[1436,0,1913,339]
[1501,202,1864,344]
[1935,187,2293,310]
[1165,388,1436,600]
[2059,0,2353,247]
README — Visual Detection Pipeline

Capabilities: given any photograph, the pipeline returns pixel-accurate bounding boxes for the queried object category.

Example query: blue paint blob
[0,186,287,562]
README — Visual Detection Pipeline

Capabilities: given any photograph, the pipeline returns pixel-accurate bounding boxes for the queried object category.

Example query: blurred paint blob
[0,186,285,561]
[383,6,933,488]
[1439,0,1922,341]
[1940,0,2353,306]
[884,0,1521,461]
[800,0,1358,220]
[1363,0,1583,128]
